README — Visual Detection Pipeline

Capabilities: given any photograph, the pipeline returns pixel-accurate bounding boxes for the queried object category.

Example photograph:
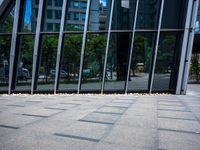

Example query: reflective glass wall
[0,0,195,94]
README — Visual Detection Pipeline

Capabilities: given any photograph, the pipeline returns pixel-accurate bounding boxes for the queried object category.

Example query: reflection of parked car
[18,68,30,80]
[82,69,94,78]
[50,69,69,79]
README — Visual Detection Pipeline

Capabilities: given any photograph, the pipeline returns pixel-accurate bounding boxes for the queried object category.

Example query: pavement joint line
[157,116,197,121]
[26,101,43,103]
[7,104,25,107]
[176,96,200,124]
[157,109,191,112]
[54,133,100,142]
[104,105,129,109]
[0,99,9,101]
[94,111,124,115]
[158,128,200,135]
[111,101,135,104]
[60,102,80,105]
[72,100,90,102]
[22,114,49,118]
[44,107,67,111]
[78,119,114,125]
[157,103,184,106]
[0,124,19,129]
[157,100,182,103]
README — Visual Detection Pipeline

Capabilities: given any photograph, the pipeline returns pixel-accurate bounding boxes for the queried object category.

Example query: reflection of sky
[100,0,107,6]
[25,0,31,24]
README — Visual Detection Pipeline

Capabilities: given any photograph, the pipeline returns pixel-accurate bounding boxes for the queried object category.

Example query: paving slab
[158,118,200,134]
[95,106,127,114]
[159,130,200,150]
[45,103,79,110]
[158,110,196,120]
[22,108,63,118]
[103,125,157,148]
[0,113,41,129]
[79,112,121,124]
[54,121,112,142]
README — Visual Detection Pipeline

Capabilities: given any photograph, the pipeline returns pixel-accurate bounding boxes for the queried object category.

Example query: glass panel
[152,32,182,91]
[58,34,83,91]
[112,0,136,30]
[15,35,34,91]
[37,35,58,90]
[81,34,107,91]
[88,0,111,31]
[0,36,11,91]
[0,2,15,33]
[42,0,63,32]
[161,0,188,29]
[65,0,87,31]
[128,32,155,91]
[104,32,131,91]
[136,0,161,29]
[32,0,41,32]
[20,0,38,32]
[55,0,63,7]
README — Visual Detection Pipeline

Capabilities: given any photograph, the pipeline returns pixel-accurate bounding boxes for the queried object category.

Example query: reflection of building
[192,4,200,65]
[32,0,101,31]
[99,3,107,30]
[137,0,160,29]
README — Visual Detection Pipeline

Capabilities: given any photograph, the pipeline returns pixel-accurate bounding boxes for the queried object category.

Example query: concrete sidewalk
[0,84,200,150]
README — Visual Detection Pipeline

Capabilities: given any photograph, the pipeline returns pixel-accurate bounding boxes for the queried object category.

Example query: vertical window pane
[65,0,87,31]
[88,0,111,31]
[20,0,38,32]
[42,0,63,32]
[47,10,53,19]
[104,33,131,91]
[136,0,161,29]
[37,35,58,91]
[0,36,11,91]
[32,0,40,31]
[128,32,155,91]
[58,34,83,91]
[0,2,15,33]
[112,0,136,30]
[161,0,188,29]
[152,32,183,91]
[15,35,34,91]
[55,0,63,7]
[81,34,107,91]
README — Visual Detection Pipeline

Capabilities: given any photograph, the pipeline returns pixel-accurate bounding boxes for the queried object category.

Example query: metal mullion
[31,0,45,94]
[54,0,68,93]
[125,0,140,94]
[101,0,115,94]
[8,0,21,94]
[149,0,165,94]
[180,0,199,94]
[77,0,91,94]
[175,0,195,94]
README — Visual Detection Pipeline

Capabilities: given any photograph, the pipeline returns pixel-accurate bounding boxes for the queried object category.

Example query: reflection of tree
[20,36,34,72]
[0,8,14,33]
[190,54,200,82]
[131,35,152,76]
[0,37,11,80]
[62,34,82,79]
[40,36,58,83]
[156,35,175,73]
[84,34,106,79]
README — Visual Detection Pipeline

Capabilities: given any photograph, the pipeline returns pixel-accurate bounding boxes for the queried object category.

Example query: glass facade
[0,0,198,94]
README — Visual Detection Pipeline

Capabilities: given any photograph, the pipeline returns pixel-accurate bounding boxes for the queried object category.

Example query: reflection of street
[0,73,171,91]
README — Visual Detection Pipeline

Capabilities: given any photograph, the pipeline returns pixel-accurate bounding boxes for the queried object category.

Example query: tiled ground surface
[0,84,200,150]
